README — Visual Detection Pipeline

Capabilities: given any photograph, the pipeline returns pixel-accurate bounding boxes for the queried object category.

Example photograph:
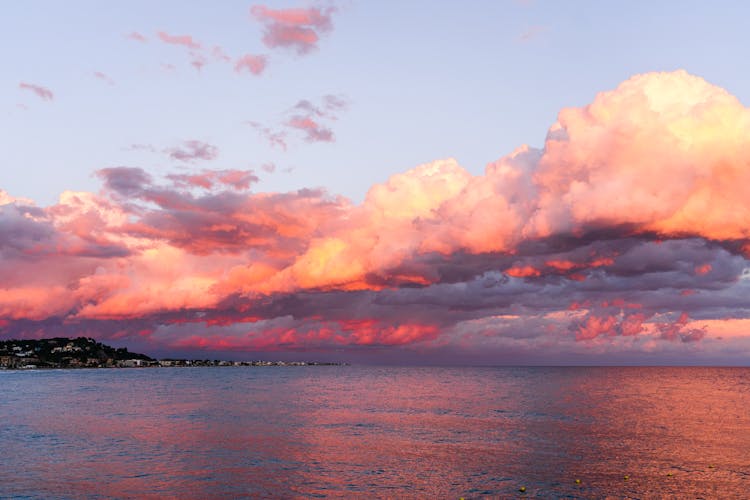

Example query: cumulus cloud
[19,82,54,101]
[251,5,336,55]
[3,70,750,362]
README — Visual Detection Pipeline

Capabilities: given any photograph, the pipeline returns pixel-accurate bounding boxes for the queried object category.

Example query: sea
[2,366,749,498]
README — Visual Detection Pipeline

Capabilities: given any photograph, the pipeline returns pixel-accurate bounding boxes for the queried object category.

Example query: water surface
[2,366,749,498]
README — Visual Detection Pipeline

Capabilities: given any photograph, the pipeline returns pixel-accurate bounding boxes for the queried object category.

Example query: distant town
[0,337,343,370]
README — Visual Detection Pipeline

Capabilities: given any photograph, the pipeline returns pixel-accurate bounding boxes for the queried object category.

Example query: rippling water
[2,366,749,498]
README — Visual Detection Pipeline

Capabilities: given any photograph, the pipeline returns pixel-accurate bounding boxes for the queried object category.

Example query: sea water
[2,366,749,498]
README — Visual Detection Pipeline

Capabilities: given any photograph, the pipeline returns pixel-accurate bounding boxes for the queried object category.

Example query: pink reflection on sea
[1,366,749,497]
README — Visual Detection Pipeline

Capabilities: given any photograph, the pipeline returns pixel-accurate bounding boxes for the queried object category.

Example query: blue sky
[4,1,750,206]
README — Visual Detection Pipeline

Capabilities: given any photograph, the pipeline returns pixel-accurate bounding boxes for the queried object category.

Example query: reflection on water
[2,367,749,498]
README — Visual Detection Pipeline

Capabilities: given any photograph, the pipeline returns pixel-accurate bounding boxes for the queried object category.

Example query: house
[0,356,18,369]
[118,359,145,368]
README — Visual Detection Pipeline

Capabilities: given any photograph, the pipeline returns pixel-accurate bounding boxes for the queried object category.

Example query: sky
[2,1,750,364]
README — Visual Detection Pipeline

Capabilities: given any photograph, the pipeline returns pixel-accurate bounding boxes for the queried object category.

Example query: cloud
[126,31,148,42]
[519,25,546,41]
[167,169,259,191]
[18,82,54,101]
[166,140,219,162]
[286,116,333,142]
[234,54,268,75]
[154,31,211,72]
[125,143,158,153]
[97,166,152,196]
[189,51,207,72]
[284,94,348,143]
[212,46,232,63]
[251,5,336,55]
[157,31,201,49]
[3,70,750,362]
[656,312,707,342]
[93,71,115,85]
[246,121,288,150]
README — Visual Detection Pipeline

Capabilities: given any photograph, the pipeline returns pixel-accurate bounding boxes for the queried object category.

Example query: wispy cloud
[286,116,333,142]
[246,121,288,150]
[19,82,54,101]
[212,46,232,63]
[93,71,115,85]
[285,94,348,143]
[518,25,546,42]
[167,169,259,190]
[261,162,276,173]
[126,31,148,42]
[166,140,219,162]
[157,31,201,49]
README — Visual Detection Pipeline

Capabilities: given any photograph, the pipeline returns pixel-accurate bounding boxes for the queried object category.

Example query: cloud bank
[2,71,749,362]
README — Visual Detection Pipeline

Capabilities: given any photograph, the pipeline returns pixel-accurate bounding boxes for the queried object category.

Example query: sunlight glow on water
[2,366,749,498]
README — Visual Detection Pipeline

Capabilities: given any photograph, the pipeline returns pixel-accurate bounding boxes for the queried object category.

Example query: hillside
[0,337,153,369]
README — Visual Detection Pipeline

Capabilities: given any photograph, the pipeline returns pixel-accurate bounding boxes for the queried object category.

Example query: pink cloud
[283,95,348,143]
[167,169,259,191]
[246,121,288,150]
[246,95,346,148]
[157,31,201,49]
[126,31,148,42]
[19,82,54,101]
[189,51,207,72]
[166,140,219,162]
[3,70,750,360]
[212,46,232,63]
[656,312,707,342]
[286,116,334,142]
[519,25,546,41]
[574,314,619,340]
[694,263,712,275]
[234,54,268,75]
[251,5,335,55]
[93,71,115,85]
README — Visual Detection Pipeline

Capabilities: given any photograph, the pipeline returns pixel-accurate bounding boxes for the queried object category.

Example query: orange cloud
[3,70,750,357]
